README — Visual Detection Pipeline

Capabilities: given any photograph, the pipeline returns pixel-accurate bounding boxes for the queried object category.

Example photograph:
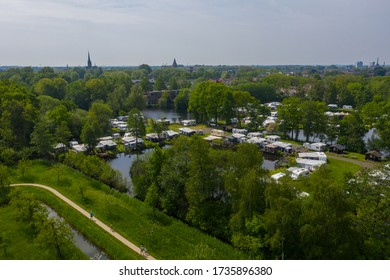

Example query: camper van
[290,168,310,180]
[181,119,196,126]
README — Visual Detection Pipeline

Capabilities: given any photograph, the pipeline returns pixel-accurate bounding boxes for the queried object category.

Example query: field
[7,160,247,260]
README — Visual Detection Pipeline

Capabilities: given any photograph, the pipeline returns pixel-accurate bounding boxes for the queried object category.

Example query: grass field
[8,160,247,260]
[325,157,362,180]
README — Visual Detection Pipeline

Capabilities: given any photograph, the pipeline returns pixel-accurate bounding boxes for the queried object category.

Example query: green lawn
[325,157,362,181]
[9,160,247,260]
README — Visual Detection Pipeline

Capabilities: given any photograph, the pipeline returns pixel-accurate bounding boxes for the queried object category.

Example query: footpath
[10,183,156,260]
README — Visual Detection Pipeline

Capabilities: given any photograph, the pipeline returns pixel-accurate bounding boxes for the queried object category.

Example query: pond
[47,206,108,260]
[142,108,193,124]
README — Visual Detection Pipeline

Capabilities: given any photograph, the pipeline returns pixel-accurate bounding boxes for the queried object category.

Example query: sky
[0,0,389,66]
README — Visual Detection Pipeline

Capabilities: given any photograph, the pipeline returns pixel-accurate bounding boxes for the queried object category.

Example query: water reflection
[142,108,192,123]
[46,206,108,260]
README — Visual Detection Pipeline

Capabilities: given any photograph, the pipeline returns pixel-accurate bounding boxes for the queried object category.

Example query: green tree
[85,78,108,102]
[301,101,327,142]
[35,216,73,259]
[277,97,302,140]
[338,111,367,153]
[345,167,390,259]
[154,75,167,91]
[17,158,32,180]
[145,183,159,214]
[174,88,190,112]
[127,108,146,156]
[30,116,54,158]
[127,84,147,110]
[0,164,11,206]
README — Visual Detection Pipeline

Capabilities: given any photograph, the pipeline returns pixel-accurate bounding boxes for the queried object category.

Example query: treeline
[131,136,389,259]
[0,65,389,166]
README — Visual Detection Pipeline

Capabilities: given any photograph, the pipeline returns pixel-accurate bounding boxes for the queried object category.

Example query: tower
[87,52,92,69]
[172,58,177,68]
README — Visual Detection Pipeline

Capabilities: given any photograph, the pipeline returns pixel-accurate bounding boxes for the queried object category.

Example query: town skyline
[0,0,389,66]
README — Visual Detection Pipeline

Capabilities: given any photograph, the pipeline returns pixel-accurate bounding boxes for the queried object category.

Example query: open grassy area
[325,157,362,181]
[0,202,87,260]
[9,160,247,260]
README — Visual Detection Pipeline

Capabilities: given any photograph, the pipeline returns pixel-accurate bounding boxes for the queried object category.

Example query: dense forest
[0,64,389,259]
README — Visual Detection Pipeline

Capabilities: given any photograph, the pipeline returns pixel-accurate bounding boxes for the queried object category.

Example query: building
[356,61,364,68]
[172,58,178,68]
[87,52,92,69]
[329,144,346,154]
[365,150,383,162]
[303,142,327,152]
[298,152,327,163]
[179,127,196,136]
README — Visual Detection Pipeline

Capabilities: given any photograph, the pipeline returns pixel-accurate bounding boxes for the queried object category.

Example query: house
[181,119,196,126]
[145,133,160,142]
[96,140,117,150]
[232,128,248,135]
[247,137,267,147]
[274,141,293,153]
[298,152,327,163]
[122,137,144,149]
[329,144,345,154]
[161,130,179,139]
[365,150,383,162]
[266,135,281,143]
[72,144,88,153]
[296,158,325,171]
[303,142,327,152]
[231,133,247,143]
[264,143,278,154]
[247,132,263,138]
[211,129,225,137]
[179,127,196,136]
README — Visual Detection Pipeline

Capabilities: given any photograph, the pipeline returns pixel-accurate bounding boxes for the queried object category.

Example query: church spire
[87,52,92,69]
[172,58,177,68]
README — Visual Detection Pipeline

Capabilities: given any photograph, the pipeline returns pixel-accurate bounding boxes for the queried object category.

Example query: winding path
[10,183,156,260]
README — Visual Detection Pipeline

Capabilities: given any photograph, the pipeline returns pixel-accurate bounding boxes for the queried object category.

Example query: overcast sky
[0,0,389,66]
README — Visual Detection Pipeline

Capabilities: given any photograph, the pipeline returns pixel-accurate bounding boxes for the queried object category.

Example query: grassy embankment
[0,203,88,260]
[8,160,247,260]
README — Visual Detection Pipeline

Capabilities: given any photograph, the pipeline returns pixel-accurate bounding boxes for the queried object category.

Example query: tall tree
[277,97,302,140]
[127,108,146,156]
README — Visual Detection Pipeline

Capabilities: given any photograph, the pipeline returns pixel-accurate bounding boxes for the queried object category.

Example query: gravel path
[10,183,156,260]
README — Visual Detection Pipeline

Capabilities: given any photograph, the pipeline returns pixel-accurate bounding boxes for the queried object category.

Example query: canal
[47,206,108,260]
